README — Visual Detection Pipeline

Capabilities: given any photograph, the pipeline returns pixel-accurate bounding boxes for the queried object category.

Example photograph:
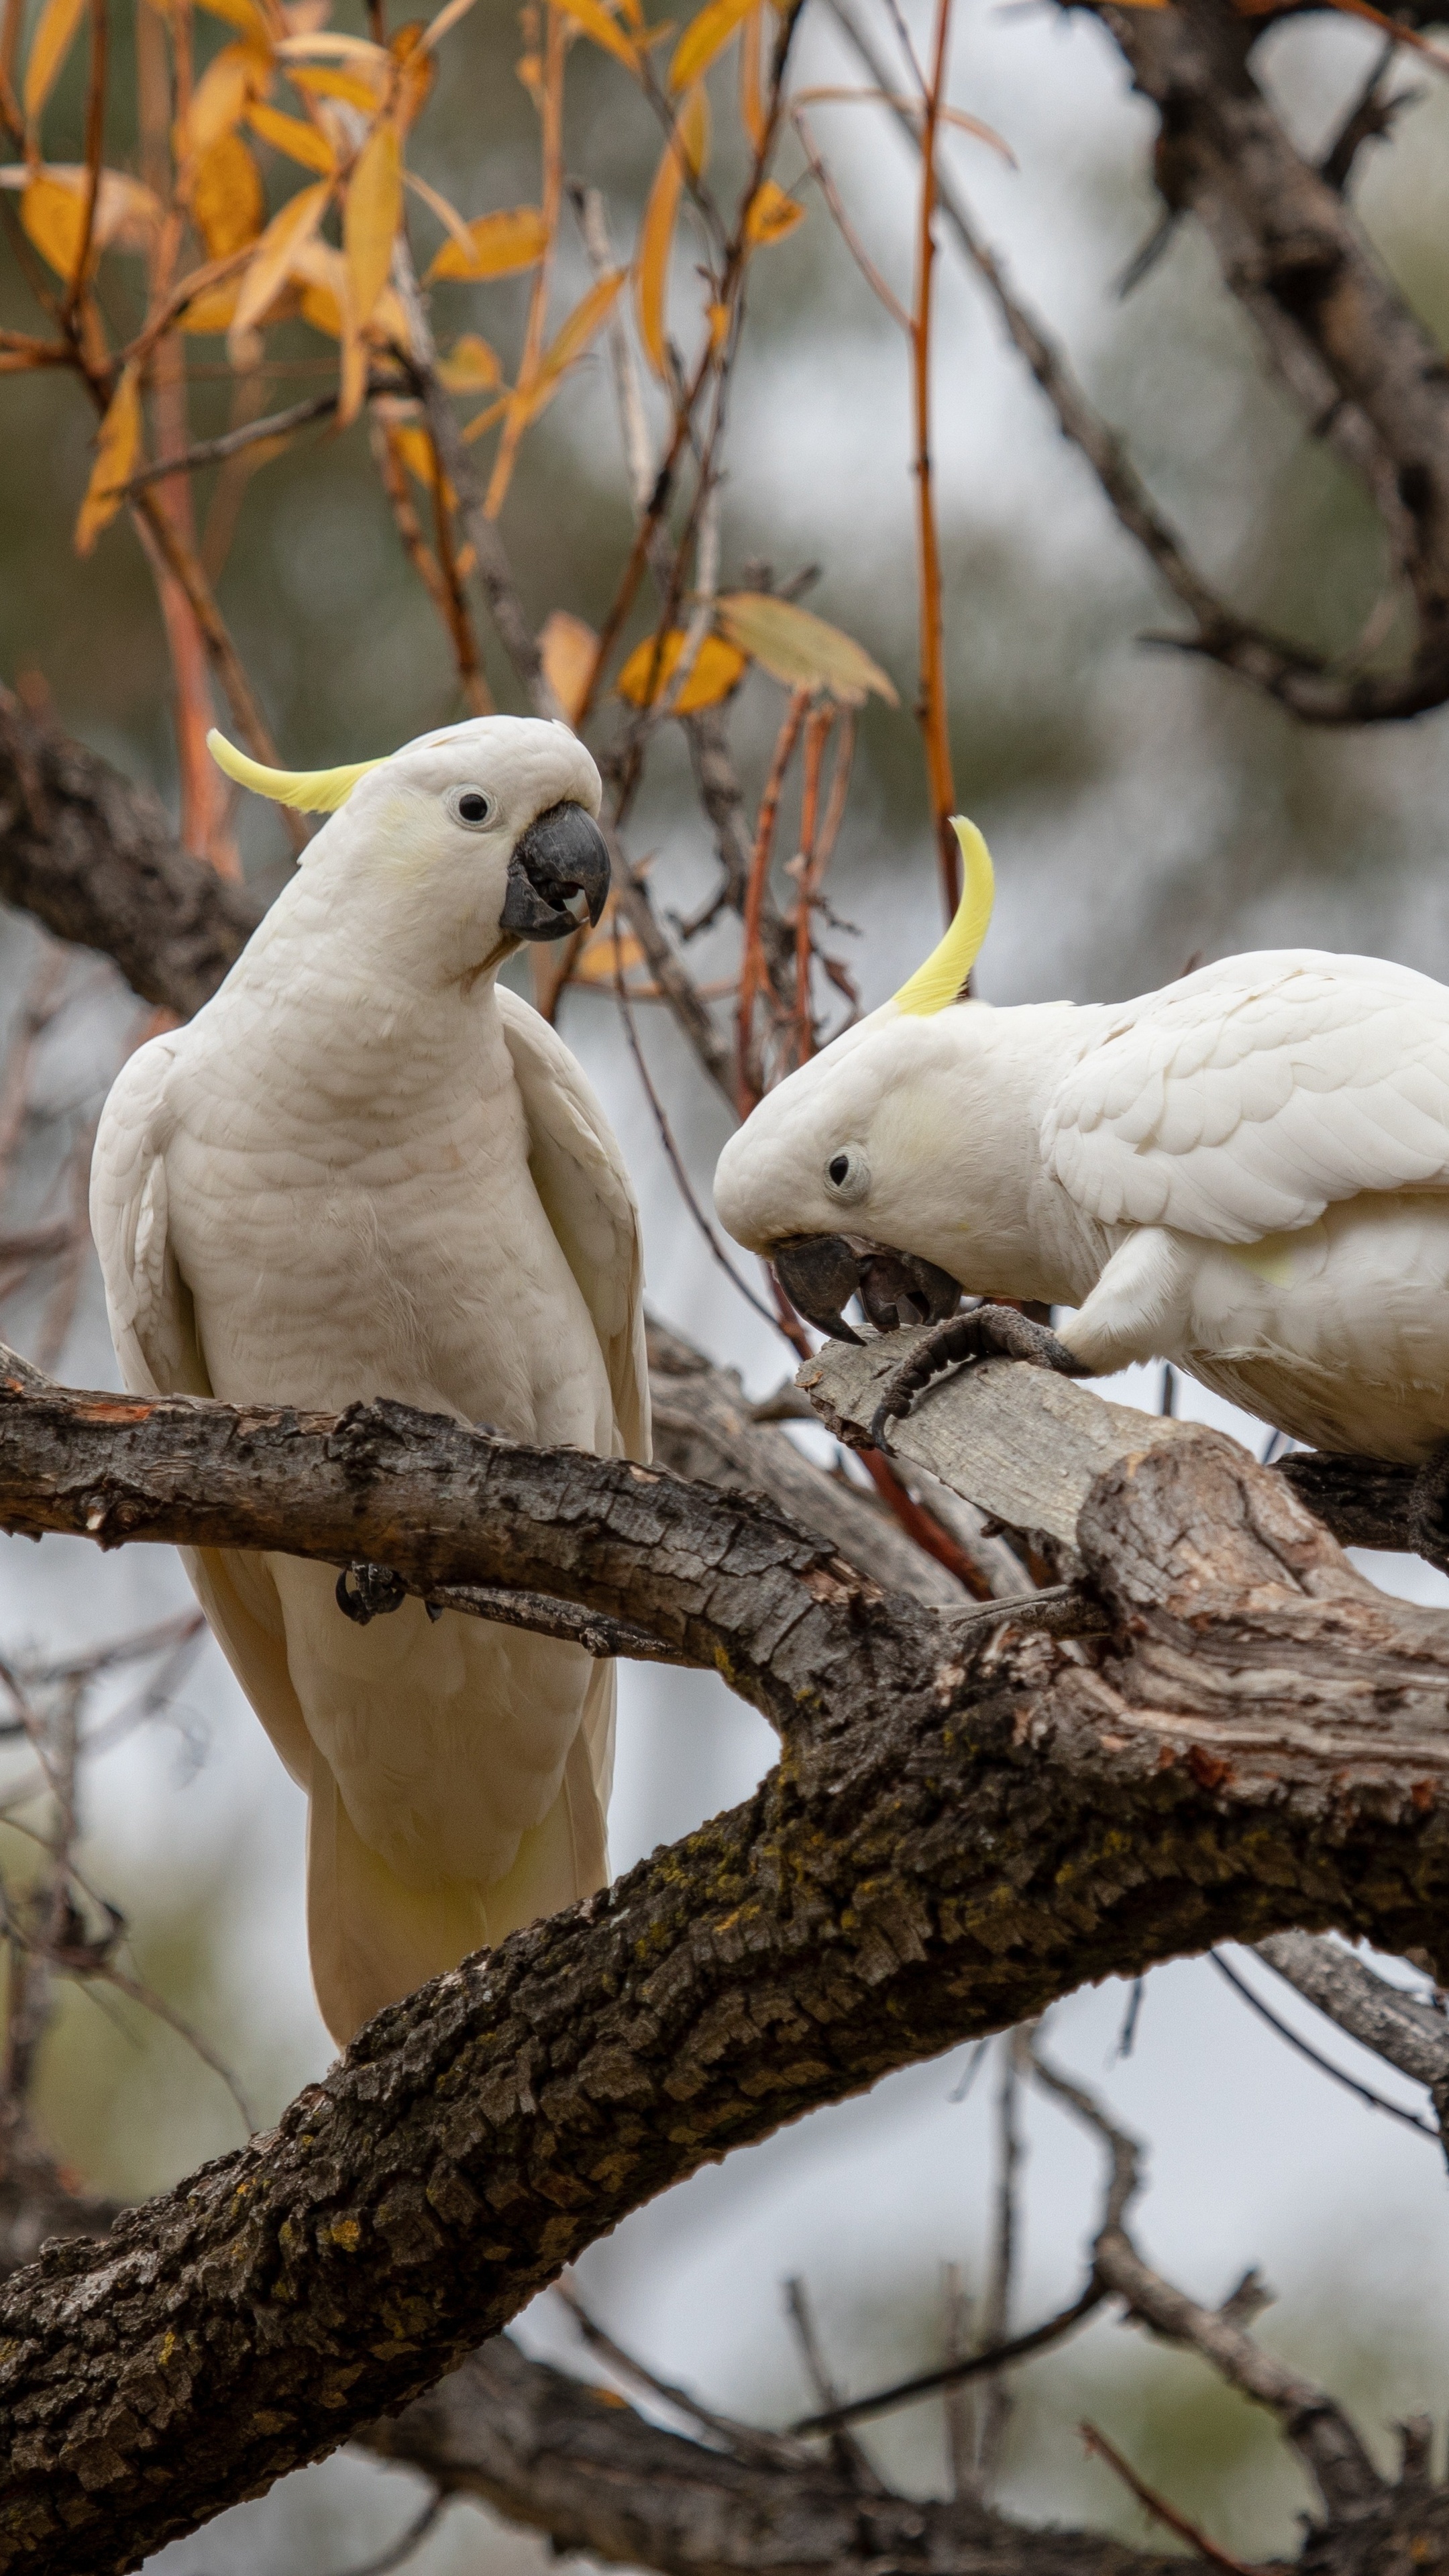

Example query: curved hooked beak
[500,801,612,942]
[773,1235,961,1344]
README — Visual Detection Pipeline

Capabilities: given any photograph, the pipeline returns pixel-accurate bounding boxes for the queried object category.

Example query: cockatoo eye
[823,1144,870,1203]
[445,785,496,830]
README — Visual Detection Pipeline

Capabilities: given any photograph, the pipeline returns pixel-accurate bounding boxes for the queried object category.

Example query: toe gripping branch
[337,1562,413,1625]
[869,1305,1091,1451]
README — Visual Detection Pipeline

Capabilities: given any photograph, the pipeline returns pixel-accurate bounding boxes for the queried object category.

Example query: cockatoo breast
[160,951,612,1450]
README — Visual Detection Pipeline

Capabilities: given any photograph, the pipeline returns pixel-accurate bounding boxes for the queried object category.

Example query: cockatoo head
[208,715,610,983]
[713,819,994,1343]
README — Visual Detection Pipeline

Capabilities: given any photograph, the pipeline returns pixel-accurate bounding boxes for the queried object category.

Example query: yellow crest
[890,818,995,1016]
[206,729,387,813]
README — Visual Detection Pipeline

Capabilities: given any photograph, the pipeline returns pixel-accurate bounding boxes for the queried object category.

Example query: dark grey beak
[773,1234,961,1345]
[500,801,611,942]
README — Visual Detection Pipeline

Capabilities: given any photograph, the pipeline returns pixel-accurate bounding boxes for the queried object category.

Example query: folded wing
[1041,951,1449,1243]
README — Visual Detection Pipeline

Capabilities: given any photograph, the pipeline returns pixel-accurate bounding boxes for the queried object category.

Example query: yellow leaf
[390,419,447,492]
[192,131,266,256]
[286,60,383,110]
[516,48,542,103]
[389,21,436,129]
[274,28,389,56]
[230,176,328,339]
[196,0,276,46]
[180,277,242,332]
[247,99,335,170]
[426,203,548,282]
[13,166,160,274]
[636,83,708,382]
[743,179,804,247]
[23,0,87,131]
[668,0,755,91]
[343,116,400,329]
[705,297,727,352]
[518,268,625,423]
[539,608,598,724]
[290,233,345,334]
[435,331,501,390]
[74,362,140,555]
[183,43,270,157]
[616,627,747,712]
[555,0,640,71]
[714,594,898,706]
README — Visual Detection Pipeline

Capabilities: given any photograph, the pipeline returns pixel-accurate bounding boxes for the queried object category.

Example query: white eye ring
[823,1143,871,1204]
[445,784,496,830]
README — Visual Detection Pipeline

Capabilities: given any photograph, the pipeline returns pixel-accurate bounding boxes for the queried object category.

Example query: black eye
[445,784,495,830]
[828,1155,849,1185]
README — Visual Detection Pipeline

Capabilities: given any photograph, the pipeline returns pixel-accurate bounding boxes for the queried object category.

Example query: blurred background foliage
[4,0,1449,2567]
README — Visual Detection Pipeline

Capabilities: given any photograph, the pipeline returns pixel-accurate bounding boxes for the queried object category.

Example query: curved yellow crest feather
[890,817,995,1016]
[206,729,387,813]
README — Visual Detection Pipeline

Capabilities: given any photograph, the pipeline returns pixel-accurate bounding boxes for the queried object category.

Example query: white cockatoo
[91,715,648,2047]
[714,816,1449,1495]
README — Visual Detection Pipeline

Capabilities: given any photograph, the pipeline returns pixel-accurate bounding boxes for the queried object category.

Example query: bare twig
[1211,1949,1440,2143]
[1080,2421,1262,2574]
[784,2276,887,2491]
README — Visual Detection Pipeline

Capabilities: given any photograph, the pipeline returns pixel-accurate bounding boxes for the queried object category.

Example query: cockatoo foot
[336,1561,409,1625]
[869,1304,1091,1450]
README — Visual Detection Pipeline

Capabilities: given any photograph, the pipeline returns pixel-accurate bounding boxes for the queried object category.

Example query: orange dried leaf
[247,99,336,170]
[197,0,276,46]
[714,593,897,706]
[23,0,87,130]
[290,233,346,334]
[539,608,599,723]
[230,176,329,338]
[743,179,804,247]
[179,277,243,332]
[668,0,755,91]
[555,0,640,71]
[74,362,140,555]
[520,267,625,419]
[274,28,389,56]
[706,297,728,351]
[390,23,437,128]
[616,627,747,712]
[193,131,266,256]
[436,330,502,390]
[389,420,453,500]
[572,913,647,982]
[184,44,270,157]
[635,83,708,382]
[286,60,383,109]
[343,115,401,328]
[426,203,549,281]
[11,165,160,274]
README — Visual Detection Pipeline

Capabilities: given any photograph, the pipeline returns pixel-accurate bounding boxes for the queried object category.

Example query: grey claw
[337,1562,409,1625]
[871,1303,1089,1448]
[425,1599,445,1624]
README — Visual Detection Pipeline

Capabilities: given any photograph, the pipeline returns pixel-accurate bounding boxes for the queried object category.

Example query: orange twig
[1079,2425,1262,2575]
[427,424,494,714]
[737,686,810,1117]
[484,1,565,519]
[790,701,835,1067]
[913,0,959,921]
[64,0,107,328]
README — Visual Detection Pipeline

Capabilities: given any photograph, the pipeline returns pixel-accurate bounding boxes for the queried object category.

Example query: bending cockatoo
[714,816,1449,1503]
[91,716,648,2046]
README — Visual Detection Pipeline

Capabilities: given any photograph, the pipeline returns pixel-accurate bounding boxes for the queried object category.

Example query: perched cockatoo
[91,716,648,2047]
[714,816,1449,1505]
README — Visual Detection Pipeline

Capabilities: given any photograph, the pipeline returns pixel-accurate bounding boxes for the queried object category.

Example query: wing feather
[496,987,650,1461]
[1043,953,1449,1244]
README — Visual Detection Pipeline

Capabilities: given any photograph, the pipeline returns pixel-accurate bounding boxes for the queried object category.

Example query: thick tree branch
[0,688,262,1018]
[3,1342,1449,2561]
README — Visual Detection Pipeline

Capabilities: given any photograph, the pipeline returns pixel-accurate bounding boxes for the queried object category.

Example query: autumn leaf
[572,898,647,983]
[389,21,437,129]
[616,627,747,712]
[74,362,140,555]
[743,179,804,248]
[426,204,549,282]
[515,268,625,426]
[192,131,266,258]
[229,176,329,341]
[179,278,243,333]
[274,28,390,60]
[636,83,709,382]
[668,0,756,92]
[197,0,276,43]
[184,44,270,158]
[343,115,401,330]
[435,331,502,390]
[247,99,337,172]
[555,0,641,73]
[714,594,898,706]
[7,165,160,274]
[540,608,600,723]
[23,0,87,134]
[286,61,383,111]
